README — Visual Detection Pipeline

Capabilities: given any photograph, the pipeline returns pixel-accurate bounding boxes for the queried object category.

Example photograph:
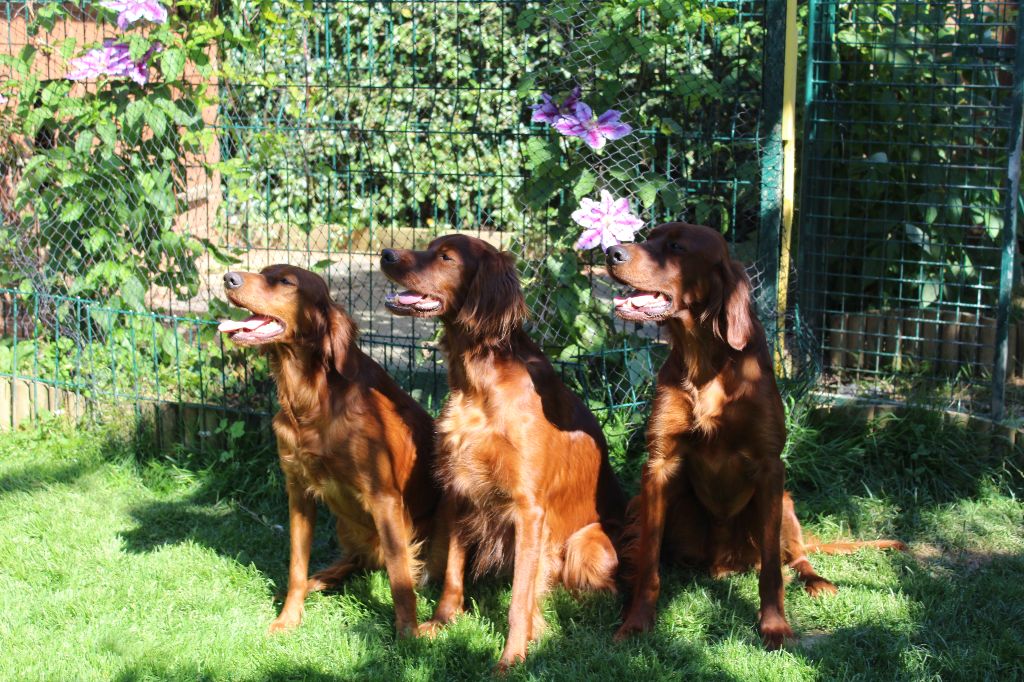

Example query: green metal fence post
[759,0,786,335]
[796,0,834,338]
[992,7,1024,420]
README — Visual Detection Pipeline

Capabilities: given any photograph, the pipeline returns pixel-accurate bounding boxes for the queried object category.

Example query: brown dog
[604,223,905,647]
[380,235,627,670]
[219,265,442,638]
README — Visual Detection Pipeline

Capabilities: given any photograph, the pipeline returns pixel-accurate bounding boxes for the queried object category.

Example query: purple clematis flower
[572,190,644,251]
[66,41,159,86]
[554,103,633,151]
[99,0,168,30]
[529,86,581,125]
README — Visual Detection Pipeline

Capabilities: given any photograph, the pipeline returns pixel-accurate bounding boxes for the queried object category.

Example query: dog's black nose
[223,272,243,289]
[380,248,399,265]
[606,245,630,265]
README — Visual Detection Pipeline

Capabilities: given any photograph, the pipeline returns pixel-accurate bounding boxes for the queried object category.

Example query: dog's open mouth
[613,290,673,321]
[384,290,443,316]
[217,313,286,345]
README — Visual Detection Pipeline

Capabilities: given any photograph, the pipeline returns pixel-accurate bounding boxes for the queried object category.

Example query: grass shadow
[0,458,99,497]
[796,549,1024,680]
[78,402,1024,679]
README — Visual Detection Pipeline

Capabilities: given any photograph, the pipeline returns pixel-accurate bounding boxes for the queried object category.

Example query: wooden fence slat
[940,310,960,375]
[960,312,979,369]
[979,317,996,372]
[828,314,847,370]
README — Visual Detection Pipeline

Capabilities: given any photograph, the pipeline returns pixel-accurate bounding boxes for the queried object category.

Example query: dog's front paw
[494,648,526,675]
[614,606,656,641]
[758,611,793,650]
[416,619,448,638]
[268,610,302,633]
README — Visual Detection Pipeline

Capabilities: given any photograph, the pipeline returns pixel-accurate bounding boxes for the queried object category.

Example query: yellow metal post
[775,0,798,373]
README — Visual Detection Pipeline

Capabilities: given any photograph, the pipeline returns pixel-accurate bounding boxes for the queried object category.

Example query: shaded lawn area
[0,410,1022,681]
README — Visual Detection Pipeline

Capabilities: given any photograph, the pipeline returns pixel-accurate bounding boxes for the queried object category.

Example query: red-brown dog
[380,234,627,670]
[604,223,905,647]
[219,265,442,638]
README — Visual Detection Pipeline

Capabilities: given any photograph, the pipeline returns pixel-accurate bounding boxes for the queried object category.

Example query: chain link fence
[0,0,793,442]
[1,0,1018,441]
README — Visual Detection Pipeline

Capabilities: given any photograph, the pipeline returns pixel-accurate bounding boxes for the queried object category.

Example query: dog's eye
[440,253,454,262]
[279,277,295,286]
[668,241,686,253]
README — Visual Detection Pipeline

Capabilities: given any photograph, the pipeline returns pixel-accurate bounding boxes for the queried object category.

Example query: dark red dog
[604,223,905,647]
[380,234,626,670]
[219,265,442,638]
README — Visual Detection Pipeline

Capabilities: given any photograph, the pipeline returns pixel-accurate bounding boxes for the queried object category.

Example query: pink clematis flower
[0,94,7,105]
[529,86,581,125]
[66,41,160,86]
[99,0,168,30]
[554,103,632,151]
[572,190,644,251]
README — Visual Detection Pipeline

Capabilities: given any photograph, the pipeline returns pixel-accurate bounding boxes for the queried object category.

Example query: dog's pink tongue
[629,293,658,308]
[217,316,267,333]
[397,291,425,305]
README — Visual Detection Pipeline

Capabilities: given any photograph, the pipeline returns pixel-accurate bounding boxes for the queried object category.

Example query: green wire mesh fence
[0,0,1019,443]
[0,0,791,444]
[799,0,1023,418]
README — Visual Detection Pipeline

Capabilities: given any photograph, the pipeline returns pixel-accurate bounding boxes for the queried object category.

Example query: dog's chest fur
[435,389,519,575]
[272,375,375,518]
[436,390,516,504]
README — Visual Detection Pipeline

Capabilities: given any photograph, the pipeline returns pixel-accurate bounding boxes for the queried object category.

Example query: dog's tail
[562,522,619,593]
[804,538,907,554]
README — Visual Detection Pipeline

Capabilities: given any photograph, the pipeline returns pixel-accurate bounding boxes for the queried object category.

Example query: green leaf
[59,201,85,223]
[74,132,94,154]
[228,420,246,440]
[515,8,538,30]
[660,117,683,136]
[572,170,597,201]
[558,343,583,361]
[637,176,669,210]
[159,48,186,82]
[19,73,39,102]
[944,194,963,223]
[608,168,632,183]
[56,38,77,60]
[121,274,147,310]
[145,105,168,138]
[84,229,109,253]
[524,137,555,170]
[920,279,942,306]
[40,80,68,107]
[124,99,147,129]
[516,73,537,100]
[17,45,37,71]
[23,108,49,139]
[199,239,243,266]
[96,121,117,150]
[661,185,682,215]
[128,35,151,62]
[550,0,582,23]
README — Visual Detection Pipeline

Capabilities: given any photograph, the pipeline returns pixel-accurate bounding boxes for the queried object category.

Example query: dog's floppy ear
[456,249,528,343]
[707,258,754,351]
[320,304,358,379]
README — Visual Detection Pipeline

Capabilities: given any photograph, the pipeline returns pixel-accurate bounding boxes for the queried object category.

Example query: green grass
[0,409,1022,681]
